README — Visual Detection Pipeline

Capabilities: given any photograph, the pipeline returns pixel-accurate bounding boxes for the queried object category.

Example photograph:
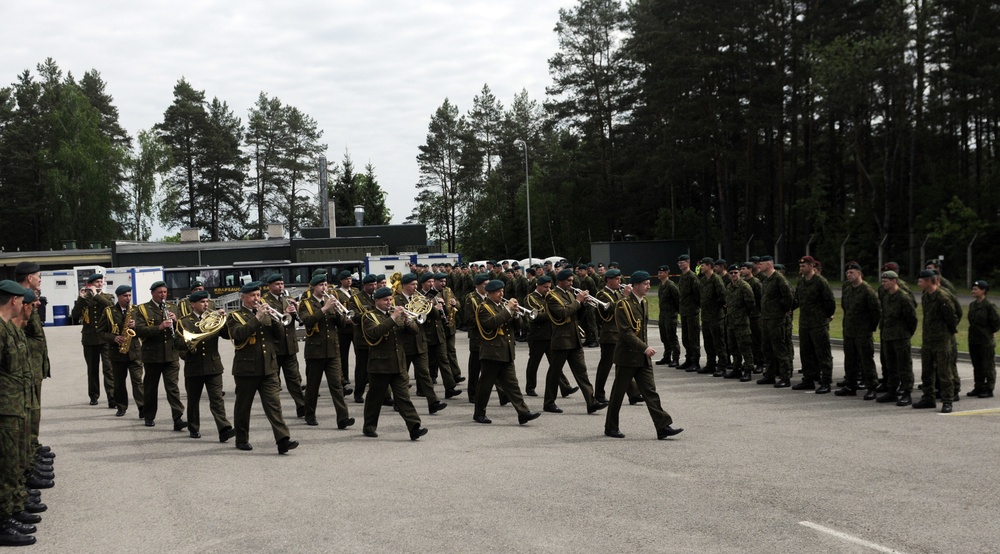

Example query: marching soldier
[176,278,214,318]
[360,287,428,440]
[472,280,540,425]
[433,273,466,387]
[463,274,490,403]
[349,275,378,403]
[419,273,461,398]
[603,271,684,440]
[394,274,448,414]
[133,281,187,430]
[877,271,917,406]
[177,291,236,442]
[791,256,836,393]
[576,264,599,347]
[723,265,756,381]
[332,271,356,392]
[298,275,354,429]
[71,273,115,407]
[542,269,607,415]
[262,274,307,418]
[523,276,577,398]
[97,285,145,418]
[225,282,300,453]
[593,269,642,404]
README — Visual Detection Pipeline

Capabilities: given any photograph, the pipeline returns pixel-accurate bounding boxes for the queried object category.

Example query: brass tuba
[181,310,228,350]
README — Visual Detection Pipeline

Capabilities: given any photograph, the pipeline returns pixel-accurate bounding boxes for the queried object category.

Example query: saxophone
[119,307,137,354]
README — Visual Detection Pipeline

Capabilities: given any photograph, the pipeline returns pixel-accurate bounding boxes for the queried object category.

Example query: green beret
[362,274,377,284]
[115,285,132,296]
[749,256,761,263]
[419,272,434,284]
[741,261,754,269]
[485,280,504,292]
[240,282,262,294]
[266,274,283,284]
[311,269,328,277]
[760,255,773,262]
[845,262,862,272]
[556,269,574,281]
[189,290,209,302]
[0,280,27,297]
[715,259,727,266]
[918,269,936,279]
[87,273,104,283]
[677,254,690,262]
[630,270,650,284]
[973,280,989,290]
[23,290,37,303]
[609,261,620,268]
[605,269,622,278]
[309,275,326,287]
[434,272,447,280]
[376,274,386,281]
[373,286,392,299]
[190,278,205,289]
[14,262,40,276]
[699,257,714,265]
[536,275,552,285]
[401,273,418,284]
[488,259,497,265]
[774,264,785,271]
[150,281,166,291]
[338,270,352,281]
[473,273,490,285]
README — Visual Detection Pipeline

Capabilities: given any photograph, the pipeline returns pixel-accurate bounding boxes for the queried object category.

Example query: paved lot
[27,325,1000,553]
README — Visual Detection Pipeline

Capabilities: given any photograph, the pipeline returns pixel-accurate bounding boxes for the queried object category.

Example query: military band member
[434,273,466,387]
[472,280,540,425]
[655,265,680,366]
[14,262,51,461]
[226,282,299,453]
[133,281,187,430]
[349,275,378,403]
[523,276,577,397]
[463,274,490,403]
[176,291,236,441]
[419,273,461,398]
[877,271,918,406]
[298,275,355,429]
[791,256,836,393]
[576,264,600,347]
[593,269,642,404]
[676,255,702,371]
[394,274,448,414]
[262,274,307,418]
[97,285,145,418]
[723,266,756,382]
[71,273,115,407]
[333,271,356,391]
[543,269,607,414]
[360,287,428,440]
[603,272,683,440]
[176,278,214,318]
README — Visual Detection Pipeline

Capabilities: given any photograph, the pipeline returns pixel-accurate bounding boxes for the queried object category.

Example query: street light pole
[514,139,532,263]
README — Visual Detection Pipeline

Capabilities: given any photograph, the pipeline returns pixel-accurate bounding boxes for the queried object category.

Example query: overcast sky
[1,1,576,238]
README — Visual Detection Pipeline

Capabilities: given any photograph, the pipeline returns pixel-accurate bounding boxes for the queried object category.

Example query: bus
[162,260,364,301]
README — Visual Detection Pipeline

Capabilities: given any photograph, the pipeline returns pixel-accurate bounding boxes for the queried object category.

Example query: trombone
[571,287,610,310]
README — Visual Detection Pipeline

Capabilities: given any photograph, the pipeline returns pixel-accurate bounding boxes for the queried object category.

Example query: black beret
[266,274,283,284]
[0,280,27,297]
[609,261,620,268]
[845,262,862,272]
[14,262,40,276]
[150,281,166,291]
[918,269,937,279]
[728,265,739,272]
[700,257,714,265]
[536,275,552,285]
[741,261,754,269]
[485,280,504,292]
[189,290,209,302]
[714,259,726,266]
[658,265,670,272]
[774,264,785,271]
[87,273,104,283]
[373,287,393,299]
[630,270,650,283]
[677,254,690,262]
[749,256,761,263]
[925,259,939,267]
[474,273,490,285]
[240,282,262,294]
[556,268,574,281]
[362,274,377,284]
[973,280,989,290]
[759,255,773,262]
[115,285,132,296]
[401,273,418,284]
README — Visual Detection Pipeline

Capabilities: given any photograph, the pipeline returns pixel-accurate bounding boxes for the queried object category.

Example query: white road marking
[799,521,905,553]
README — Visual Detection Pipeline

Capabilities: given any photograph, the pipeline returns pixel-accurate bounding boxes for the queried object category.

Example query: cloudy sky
[1,0,576,237]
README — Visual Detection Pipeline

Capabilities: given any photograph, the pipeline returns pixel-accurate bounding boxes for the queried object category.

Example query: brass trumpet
[571,287,610,310]
[516,305,539,320]
[320,293,354,319]
[256,300,292,326]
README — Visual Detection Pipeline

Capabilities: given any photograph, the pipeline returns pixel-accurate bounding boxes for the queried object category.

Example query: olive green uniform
[475,299,531,419]
[0,319,30,517]
[677,271,701,366]
[724,278,755,376]
[841,281,881,390]
[760,271,794,380]
[793,274,836,385]
[71,291,115,404]
[879,288,918,393]
[178,312,233,436]
[594,287,640,400]
[744,275,764,369]
[699,272,727,371]
[349,290,376,402]
[543,286,600,410]
[134,301,187,424]
[966,298,1000,395]
[98,304,145,414]
[394,292,442,409]
[226,305,291,446]
[657,278,680,365]
[23,310,49,449]
[360,308,422,435]
[299,296,350,424]
[262,292,306,417]
[919,289,958,403]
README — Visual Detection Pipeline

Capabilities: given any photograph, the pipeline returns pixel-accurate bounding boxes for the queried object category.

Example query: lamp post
[514,139,532,263]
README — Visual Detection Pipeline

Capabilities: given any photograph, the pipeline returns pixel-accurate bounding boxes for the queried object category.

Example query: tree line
[0,60,391,249]
[408,0,1000,282]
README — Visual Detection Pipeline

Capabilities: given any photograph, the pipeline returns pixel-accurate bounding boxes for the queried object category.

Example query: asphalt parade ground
[28,325,1000,553]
